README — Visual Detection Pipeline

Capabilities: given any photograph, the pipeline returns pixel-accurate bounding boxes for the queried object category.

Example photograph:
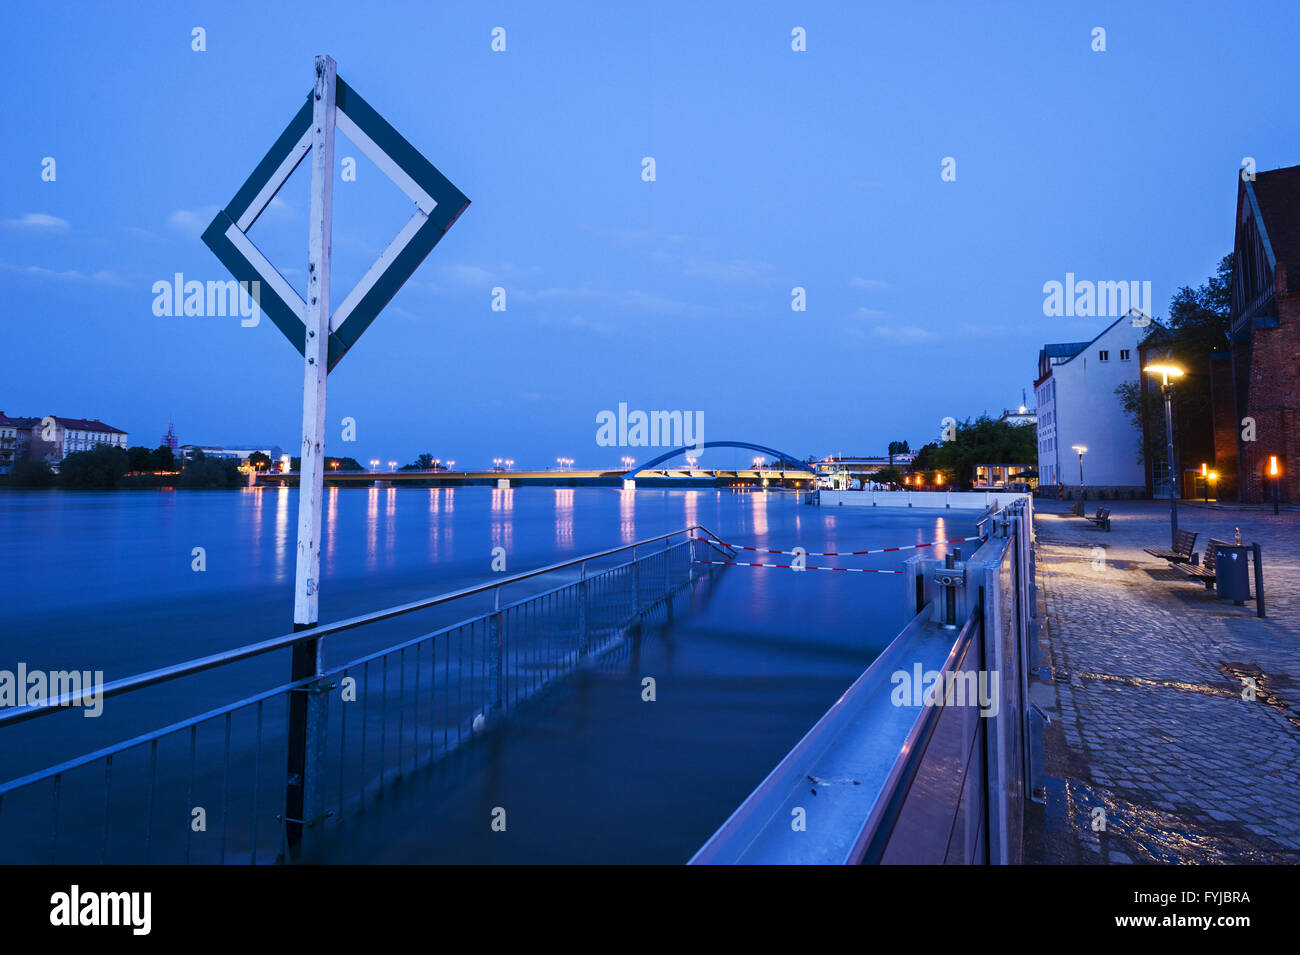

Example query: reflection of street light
[1144,364,1185,543]
[1071,445,1087,501]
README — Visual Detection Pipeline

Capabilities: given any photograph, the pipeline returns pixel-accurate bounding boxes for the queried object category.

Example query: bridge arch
[622,441,817,478]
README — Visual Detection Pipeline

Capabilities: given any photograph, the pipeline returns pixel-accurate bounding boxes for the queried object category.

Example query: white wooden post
[286,54,336,859]
[293,54,336,631]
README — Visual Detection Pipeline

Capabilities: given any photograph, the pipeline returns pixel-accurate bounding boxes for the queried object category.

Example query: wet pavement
[1025,499,1300,864]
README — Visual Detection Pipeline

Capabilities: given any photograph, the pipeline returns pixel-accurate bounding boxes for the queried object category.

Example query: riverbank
[1026,500,1300,863]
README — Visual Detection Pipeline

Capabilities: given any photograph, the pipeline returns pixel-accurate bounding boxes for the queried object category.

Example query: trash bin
[1214,543,1251,605]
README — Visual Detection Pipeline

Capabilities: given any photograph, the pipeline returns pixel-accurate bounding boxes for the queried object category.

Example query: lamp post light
[1071,445,1087,502]
[1208,471,1218,503]
[369,458,379,472]
[1144,363,1185,544]
[1269,455,1281,515]
[388,461,397,472]
[505,459,514,471]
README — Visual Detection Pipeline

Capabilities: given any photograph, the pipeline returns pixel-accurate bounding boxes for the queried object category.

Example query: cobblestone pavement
[1025,499,1300,864]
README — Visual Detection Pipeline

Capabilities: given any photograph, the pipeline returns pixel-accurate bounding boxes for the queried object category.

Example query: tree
[887,440,910,468]
[247,450,272,471]
[149,445,177,471]
[126,446,153,472]
[905,417,1036,489]
[4,460,55,487]
[178,457,242,488]
[57,445,129,489]
[403,453,436,471]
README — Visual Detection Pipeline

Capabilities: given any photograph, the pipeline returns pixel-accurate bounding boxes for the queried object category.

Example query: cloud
[680,256,780,284]
[537,313,614,335]
[0,259,127,286]
[854,306,889,320]
[2,212,69,231]
[167,206,220,238]
[442,263,543,287]
[872,325,935,344]
[850,277,888,290]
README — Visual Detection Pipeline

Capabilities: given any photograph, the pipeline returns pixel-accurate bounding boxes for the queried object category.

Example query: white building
[1034,315,1152,495]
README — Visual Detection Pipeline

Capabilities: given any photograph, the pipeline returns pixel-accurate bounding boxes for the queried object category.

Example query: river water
[0,486,975,863]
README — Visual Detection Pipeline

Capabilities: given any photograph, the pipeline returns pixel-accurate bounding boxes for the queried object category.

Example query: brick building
[1220,164,1300,504]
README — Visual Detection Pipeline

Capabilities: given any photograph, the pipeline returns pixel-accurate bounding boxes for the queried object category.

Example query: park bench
[1144,528,1197,564]
[1169,539,1224,590]
[1080,507,1111,531]
[1069,499,1084,517]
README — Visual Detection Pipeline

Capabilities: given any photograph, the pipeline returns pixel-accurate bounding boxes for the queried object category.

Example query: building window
[1120,349,1130,361]
[1099,350,1109,361]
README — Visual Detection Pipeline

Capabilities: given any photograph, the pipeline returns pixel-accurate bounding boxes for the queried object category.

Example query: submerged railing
[0,525,735,864]
[690,497,1039,865]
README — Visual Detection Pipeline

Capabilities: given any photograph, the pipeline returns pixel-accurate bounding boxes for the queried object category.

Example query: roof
[1041,341,1090,360]
[1247,165,1300,269]
[0,415,126,434]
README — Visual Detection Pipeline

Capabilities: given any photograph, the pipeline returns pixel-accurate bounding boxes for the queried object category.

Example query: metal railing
[690,497,1038,865]
[0,525,735,864]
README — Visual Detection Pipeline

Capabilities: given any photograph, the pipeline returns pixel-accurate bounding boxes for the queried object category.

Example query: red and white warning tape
[692,560,904,574]
[690,534,984,557]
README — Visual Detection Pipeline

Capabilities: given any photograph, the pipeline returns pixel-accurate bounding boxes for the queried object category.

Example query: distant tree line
[3,445,246,490]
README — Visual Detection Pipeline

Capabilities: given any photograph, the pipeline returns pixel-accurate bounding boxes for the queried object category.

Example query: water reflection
[366,487,379,572]
[619,488,635,543]
[554,488,574,548]
[274,487,290,582]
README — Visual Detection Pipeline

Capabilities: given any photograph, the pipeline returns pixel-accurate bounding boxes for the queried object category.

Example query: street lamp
[1070,445,1087,503]
[1208,470,1218,503]
[1144,363,1185,544]
[505,459,514,471]
[1268,454,1279,514]
[369,458,379,472]
[388,461,397,472]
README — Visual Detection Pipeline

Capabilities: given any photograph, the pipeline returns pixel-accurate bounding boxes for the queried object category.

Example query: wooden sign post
[201,55,469,860]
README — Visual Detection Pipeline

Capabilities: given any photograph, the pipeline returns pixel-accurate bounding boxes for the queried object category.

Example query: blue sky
[1,1,1294,469]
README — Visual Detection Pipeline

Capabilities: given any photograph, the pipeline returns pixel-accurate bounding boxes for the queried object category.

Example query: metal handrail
[0,523,733,730]
[849,604,981,864]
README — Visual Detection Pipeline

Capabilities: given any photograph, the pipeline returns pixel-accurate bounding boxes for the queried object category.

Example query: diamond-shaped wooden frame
[202,77,470,371]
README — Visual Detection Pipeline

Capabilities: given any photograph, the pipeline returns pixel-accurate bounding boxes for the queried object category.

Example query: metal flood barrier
[0,526,735,864]
[690,498,1039,864]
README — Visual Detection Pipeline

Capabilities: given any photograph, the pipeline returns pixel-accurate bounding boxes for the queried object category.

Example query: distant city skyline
[3,2,1293,468]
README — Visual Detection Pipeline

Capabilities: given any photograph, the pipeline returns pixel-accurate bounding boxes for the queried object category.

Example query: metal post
[286,54,336,860]
[631,545,640,618]
[577,562,589,656]
[1077,450,1085,502]
[488,588,503,713]
[1252,542,1266,618]
[1162,382,1178,544]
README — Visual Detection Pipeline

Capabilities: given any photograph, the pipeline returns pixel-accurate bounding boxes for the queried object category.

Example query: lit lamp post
[1269,455,1281,515]
[1208,470,1218,503]
[1143,363,1185,544]
[1071,445,1087,502]
[369,458,379,472]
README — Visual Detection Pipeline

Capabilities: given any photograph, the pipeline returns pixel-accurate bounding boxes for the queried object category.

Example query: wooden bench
[1069,499,1084,517]
[1083,507,1111,531]
[1145,528,1197,564]
[1170,539,1222,590]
